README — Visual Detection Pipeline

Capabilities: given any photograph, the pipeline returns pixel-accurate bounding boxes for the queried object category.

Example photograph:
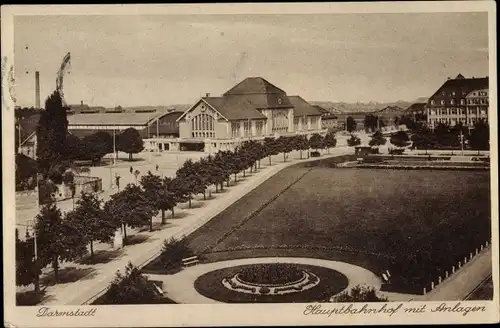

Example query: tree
[103,184,154,243]
[159,177,178,224]
[347,134,361,147]
[363,114,379,133]
[64,134,82,161]
[399,114,417,132]
[167,177,192,215]
[263,137,280,165]
[16,153,38,191]
[117,128,144,160]
[295,135,310,159]
[390,131,410,148]
[16,229,41,292]
[277,136,295,162]
[308,133,324,151]
[469,119,490,154]
[65,192,116,259]
[369,131,387,148]
[346,116,357,133]
[80,131,113,165]
[35,203,87,283]
[331,285,388,302]
[410,127,436,154]
[36,91,70,178]
[102,262,162,304]
[159,237,194,270]
[323,132,337,153]
[140,172,164,230]
[176,159,206,208]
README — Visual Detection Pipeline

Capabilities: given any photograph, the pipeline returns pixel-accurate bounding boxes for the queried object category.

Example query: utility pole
[113,128,117,164]
[156,117,160,156]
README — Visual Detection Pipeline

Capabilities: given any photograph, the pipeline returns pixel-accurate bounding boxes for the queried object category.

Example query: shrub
[98,262,163,304]
[331,285,388,302]
[259,287,271,294]
[160,237,194,270]
[310,151,321,157]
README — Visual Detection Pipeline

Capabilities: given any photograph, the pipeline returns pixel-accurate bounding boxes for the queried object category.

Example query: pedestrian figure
[156,164,159,171]
[115,175,121,190]
[130,166,133,174]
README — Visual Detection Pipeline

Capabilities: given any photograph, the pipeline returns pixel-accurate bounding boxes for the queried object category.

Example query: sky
[13,13,489,108]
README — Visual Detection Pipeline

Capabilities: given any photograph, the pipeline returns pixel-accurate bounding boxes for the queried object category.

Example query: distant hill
[310,99,426,113]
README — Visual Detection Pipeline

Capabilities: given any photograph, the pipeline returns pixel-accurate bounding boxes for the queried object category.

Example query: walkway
[146,257,382,304]
[32,147,352,305]
[420,247,493,301]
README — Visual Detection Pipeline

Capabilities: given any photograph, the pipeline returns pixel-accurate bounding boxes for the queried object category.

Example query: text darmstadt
[36,307,97,317]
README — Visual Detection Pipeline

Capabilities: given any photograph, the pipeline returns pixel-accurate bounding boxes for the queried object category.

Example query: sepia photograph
[2,2,498,327]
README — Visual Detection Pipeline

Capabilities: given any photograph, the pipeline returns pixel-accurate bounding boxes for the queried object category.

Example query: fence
[39,176,103,205]
[421,240,491,295]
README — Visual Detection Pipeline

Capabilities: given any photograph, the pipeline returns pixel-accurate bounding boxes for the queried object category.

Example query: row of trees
[16,131,339,291]
[410,120,490,153]
[351,119,490,153]
[66,128,145,165]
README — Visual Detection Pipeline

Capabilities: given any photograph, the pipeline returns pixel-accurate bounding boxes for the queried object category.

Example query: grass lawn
[185,157,491,294]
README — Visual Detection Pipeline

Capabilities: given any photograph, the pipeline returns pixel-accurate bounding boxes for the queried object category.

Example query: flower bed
[237,263,303,285]
[195,263,348,303]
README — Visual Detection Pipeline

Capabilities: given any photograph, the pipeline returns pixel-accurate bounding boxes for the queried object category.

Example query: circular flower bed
[237,263,303,285]
[194,263,349,303]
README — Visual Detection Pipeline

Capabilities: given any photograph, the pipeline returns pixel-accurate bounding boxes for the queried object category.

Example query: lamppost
[109,127,117,189]
[23,219,40,292]
[459,129,464,156]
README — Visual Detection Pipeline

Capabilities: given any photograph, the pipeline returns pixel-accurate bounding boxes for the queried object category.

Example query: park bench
[182,256,199,267]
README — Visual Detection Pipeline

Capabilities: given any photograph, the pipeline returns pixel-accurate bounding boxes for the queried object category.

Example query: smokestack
[35,71,40,108]
[81,100,84,105]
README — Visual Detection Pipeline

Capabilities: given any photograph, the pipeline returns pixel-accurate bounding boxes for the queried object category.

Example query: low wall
[42,176,103,203]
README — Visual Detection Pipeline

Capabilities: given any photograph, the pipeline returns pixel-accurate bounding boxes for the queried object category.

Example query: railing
[422,240,491,295]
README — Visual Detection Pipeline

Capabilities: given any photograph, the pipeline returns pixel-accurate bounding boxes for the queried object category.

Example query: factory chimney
[35,71,41,109]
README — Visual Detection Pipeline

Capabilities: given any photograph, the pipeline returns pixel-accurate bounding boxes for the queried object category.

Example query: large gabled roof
[429,74,489,103]
[288,96,323,117]
[224,77,287,96]
[223,77,293,110]
[202,96,267,120]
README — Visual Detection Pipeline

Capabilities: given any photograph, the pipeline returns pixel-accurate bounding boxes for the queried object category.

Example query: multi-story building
[465,88,489,128]
[176,77,325,152]
[426,74,489,130]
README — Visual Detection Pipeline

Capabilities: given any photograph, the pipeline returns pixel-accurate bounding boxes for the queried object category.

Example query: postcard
[2,1,498,327]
